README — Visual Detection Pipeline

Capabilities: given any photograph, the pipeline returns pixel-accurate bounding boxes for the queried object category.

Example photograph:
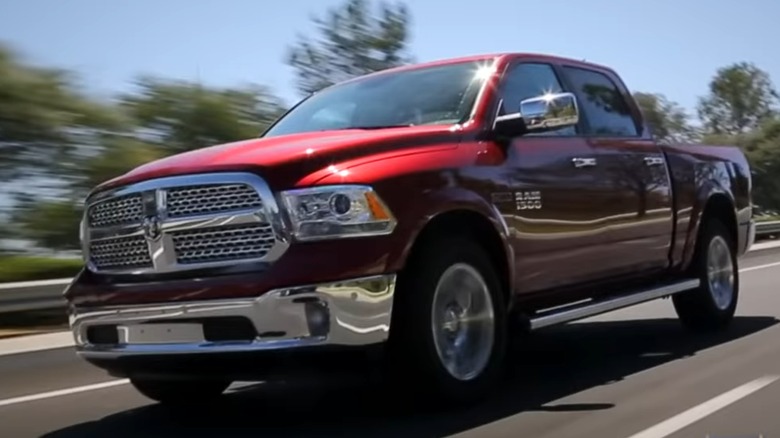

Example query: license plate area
[118,323,205,344]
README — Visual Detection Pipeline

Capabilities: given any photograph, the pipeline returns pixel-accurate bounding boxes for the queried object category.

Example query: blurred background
[0,0,779,284]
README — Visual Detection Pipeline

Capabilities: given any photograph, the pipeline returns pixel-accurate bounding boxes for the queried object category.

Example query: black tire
[130,377,231,405]
[673,219,739,332]
[385,236,507,405]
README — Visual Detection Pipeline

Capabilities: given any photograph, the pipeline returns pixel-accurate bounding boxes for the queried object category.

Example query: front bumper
[70,274,395,360]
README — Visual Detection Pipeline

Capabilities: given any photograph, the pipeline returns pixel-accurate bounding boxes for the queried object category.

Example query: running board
[529,278,700,330]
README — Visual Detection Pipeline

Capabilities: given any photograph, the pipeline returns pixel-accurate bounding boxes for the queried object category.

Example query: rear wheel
[386,236,507,404]
[673,219,739,331]
[130,377,231,405]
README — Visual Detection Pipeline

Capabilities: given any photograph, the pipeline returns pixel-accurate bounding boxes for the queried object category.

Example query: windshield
[263,60,494,137]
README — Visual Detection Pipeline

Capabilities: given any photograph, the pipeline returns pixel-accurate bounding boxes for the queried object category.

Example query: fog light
[305,301,330,337]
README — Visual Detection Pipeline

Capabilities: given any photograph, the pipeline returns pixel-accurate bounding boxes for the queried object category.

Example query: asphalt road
[1,248,780,438]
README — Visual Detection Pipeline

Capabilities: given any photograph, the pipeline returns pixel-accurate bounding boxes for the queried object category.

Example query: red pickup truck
[65,53,755,406]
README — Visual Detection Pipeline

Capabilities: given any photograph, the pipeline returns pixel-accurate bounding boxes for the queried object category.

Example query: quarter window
[563,66,639,137]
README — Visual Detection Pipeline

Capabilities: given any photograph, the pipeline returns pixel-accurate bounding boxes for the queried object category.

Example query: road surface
[1,248,780,438]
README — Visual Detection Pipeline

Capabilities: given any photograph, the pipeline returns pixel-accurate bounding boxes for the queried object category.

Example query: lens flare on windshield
[473,63,495,81]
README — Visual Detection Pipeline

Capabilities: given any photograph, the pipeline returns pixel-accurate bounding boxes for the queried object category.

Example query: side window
[498,63,575,136]
[563,66,639,137]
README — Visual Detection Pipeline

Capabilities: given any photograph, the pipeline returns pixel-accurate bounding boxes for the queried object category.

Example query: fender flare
[395,186,516,300]
[680,181,737,271]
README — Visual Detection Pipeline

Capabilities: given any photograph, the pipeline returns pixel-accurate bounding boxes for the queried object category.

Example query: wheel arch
[682,191,738,271]
[401,207,514,307]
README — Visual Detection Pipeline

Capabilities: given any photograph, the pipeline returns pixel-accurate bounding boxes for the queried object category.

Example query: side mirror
[520,92,579,132]
[494,92,579,138]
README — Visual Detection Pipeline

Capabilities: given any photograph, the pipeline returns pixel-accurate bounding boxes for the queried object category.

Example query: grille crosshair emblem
[142,215,162,241]
[141,189,165,242]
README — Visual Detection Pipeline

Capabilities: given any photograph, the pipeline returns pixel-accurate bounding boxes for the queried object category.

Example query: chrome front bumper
[70,274,395,359]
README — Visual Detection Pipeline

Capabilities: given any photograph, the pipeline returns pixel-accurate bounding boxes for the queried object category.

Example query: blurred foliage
[14,200,83,251]
[74,136,164,195]
[0,45,121,185]
[702,118,780,213]
[121,77,286,153]
[633,92,699,144]
[0,256,83,283]
[697,62,779,135]
[286,0,412,95]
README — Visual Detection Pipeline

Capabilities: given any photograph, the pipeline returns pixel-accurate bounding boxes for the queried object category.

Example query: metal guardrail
[0,279,71,314]
[756,220,780,237]
[1,223,779,315]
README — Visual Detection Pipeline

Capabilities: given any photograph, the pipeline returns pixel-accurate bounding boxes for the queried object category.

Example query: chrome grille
[172,224,275,264]
[88,194,144,227]
[89,235,152,270]
[167,184,263,218]
[83,173,288,275]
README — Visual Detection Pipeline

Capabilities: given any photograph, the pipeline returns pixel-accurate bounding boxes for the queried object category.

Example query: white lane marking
[0,331,74,357]
[625,375,779,438]
[750,240,780,252]
[0,380,257,408]
[740,261,780,273]
[0,379,130,408]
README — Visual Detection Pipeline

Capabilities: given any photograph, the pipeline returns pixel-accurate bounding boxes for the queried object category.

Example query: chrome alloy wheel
[431,263,495,381]
[707,236,735,310]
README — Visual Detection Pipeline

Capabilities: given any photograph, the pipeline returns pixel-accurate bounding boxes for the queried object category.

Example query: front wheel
[130,377,231,405]
[386,236,507,404]
[673,219,739,331]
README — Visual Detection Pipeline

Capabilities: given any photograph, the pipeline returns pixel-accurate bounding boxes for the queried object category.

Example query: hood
[98,125,462,191]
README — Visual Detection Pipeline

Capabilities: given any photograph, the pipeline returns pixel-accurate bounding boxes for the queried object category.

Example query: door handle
[572,157,597,168]
[643,156,665,166]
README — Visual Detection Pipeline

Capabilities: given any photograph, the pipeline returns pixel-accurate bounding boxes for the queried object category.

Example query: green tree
[13,199,83,252]
[286,0,413,95]
[0,44,127,253]
[634,92,698,144]
[697,62,779,135]
[702,118,780,211]
[0,44,119,184]
[72,136,164,196]
[121,77,286,155]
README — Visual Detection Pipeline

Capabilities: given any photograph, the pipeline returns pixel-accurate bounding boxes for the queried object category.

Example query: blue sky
[1,0,778,116]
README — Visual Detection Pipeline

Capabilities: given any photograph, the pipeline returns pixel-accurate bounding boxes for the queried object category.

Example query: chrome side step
[529,279,700,330]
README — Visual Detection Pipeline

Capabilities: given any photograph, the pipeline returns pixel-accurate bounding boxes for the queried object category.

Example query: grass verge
[0,256,83,284]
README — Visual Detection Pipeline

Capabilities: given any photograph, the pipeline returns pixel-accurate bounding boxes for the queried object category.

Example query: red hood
[97,125,462,191]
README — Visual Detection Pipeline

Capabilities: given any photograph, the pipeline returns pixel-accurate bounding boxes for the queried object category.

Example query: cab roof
[381,52,612,73]
[333,52,618,87]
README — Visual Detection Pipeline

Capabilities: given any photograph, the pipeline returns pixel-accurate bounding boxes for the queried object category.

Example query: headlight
[280,185,396,241]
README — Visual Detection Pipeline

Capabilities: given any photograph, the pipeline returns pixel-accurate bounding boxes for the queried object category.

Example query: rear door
[494,61,635,294]
[558,64,675,275]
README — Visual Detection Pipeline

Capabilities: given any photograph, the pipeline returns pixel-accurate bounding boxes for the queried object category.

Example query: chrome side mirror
[493,92,579,138]
[519,92,579,132]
